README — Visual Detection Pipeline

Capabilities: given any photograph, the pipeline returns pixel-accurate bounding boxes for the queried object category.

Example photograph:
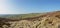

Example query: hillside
[0,13,44,20]
[0,11,60,28]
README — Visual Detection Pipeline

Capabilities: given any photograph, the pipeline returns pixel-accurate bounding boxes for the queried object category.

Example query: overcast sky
[0,0,60,14]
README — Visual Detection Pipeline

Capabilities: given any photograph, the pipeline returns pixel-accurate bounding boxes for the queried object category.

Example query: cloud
[0,0,7,13]
[0,0,25,14]
[0,0,14,14]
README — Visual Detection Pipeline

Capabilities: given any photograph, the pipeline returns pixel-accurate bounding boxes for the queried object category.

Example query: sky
[0,0,60,14]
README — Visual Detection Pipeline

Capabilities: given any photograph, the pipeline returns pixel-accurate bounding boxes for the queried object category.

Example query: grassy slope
[0,13,45,19]
[0,11,60,28]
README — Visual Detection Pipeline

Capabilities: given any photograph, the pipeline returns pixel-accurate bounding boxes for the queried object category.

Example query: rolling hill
[0,11,60,28]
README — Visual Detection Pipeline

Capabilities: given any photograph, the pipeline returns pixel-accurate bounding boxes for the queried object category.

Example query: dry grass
[0,11,60,28]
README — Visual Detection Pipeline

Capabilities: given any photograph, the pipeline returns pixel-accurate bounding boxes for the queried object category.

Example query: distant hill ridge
[0,11,60,21]
[0,11,60,28]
